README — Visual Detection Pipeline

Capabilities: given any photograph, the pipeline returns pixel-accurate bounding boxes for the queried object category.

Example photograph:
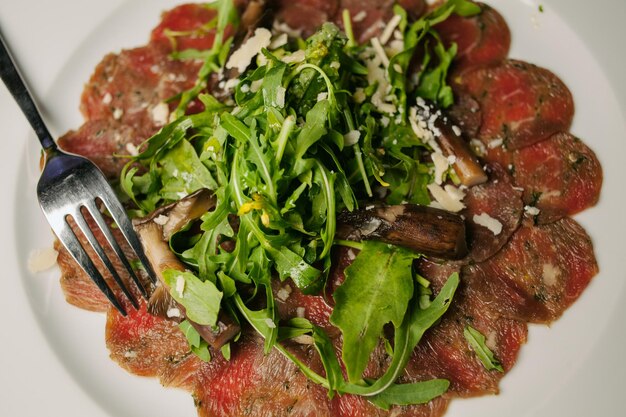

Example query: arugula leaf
[369,379,450,410]
[330,241,418,383]
[163,270,222,326]
[159,139,218,200]
[179,320,212,362]
[343,273,459,397]
[464,325,504,372]
[267,246,322,294]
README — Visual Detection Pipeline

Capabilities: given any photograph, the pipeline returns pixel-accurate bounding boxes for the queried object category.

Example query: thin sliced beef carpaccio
[465,217,598,323]
[150,3,220,52]
[52,2,602,417]
[456,59,574,150]
[461,163,523,263]
[79,45,201,132]
[509,132,602,224]
[336,0,426,43]
[411,259,527,396]
[106,302,196,380]
[56,213,146,312]
[435,2,510,73]
[57,120,145,179]
[447,92,482,138]
[276,0,339,38]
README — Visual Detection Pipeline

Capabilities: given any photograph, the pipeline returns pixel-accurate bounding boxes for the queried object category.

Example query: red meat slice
[79,45,201,131]
[465,217,598,323]
[436,2,510,73]
[456,59,574,150]
[106,302,196,381]
[57,120,145,179]
[56,212,146,312]
[447,92,482,139]
[411,259,527,396]
[276,0,339,38]
[461,163,523,263]
[150,3,219,52]
[336,0,425,44]
[509,132,602,224]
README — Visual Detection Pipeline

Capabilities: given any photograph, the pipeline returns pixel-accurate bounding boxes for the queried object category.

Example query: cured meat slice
[464,217,598,323]
[275,0,339,38]
[436,2,510,73]
[411,259,527,396]
[447,92,482,139]
[106,302,194,378]
[461,163,523,263]
[150,4,220,52]
[336,0,425,43]
[192,334,333,417]
[508,132,602,224]
[56,213,146,312]
[57,120,145,178]
[56,237,110,312]
[456,59,574,150]
[79,45,201,132]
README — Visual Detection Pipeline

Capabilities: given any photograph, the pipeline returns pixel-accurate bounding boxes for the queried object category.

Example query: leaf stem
[276,115,296,165]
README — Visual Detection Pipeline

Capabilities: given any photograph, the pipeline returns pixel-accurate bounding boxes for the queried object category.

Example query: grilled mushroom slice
[337,204,468,260]
[134,189,240,349]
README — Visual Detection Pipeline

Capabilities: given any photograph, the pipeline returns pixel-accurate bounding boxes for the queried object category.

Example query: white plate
[0,1,625,416]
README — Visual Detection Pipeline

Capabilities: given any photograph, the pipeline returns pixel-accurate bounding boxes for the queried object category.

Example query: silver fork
[0,33,156,316]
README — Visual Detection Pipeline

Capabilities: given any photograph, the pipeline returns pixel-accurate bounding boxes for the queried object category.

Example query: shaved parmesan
[428,184,466,212]
[175,275,186,298]
[150,102,170,126]
[431,152,450,185]
[473,213,503,235]
[226,28,272,73]
[27,247,58,273]
[380,14,402,45]
[344,130,361,146]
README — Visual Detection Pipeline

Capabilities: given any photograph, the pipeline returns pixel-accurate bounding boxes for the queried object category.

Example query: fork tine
[71,209,139,311]
[54,219,128,316]
[99,186,158,285]
[86,200,150,300]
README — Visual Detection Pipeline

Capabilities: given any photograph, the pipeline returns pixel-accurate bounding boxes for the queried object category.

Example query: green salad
[121,0,485,408]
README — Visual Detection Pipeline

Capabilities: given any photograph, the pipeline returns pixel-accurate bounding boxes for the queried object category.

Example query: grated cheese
[281,49,306,64]
[27,247,58,273]
[352,10,367,22]
[379,14,402,45]
[473,213,503,235]
[175,275,186,298]
[524,205,541,216]
[542,263,560,286]
[269,33,288,49]
[153,214,169,226]
[343,130,361,146]
[226,28,272,73]
[427,184,466,212]
[150,102,169,126]
[101,92,112,105]
[431,152,450,185]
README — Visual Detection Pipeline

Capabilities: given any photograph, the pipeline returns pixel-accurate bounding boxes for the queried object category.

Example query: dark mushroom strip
[434,116,488,187]
[134,189,240,349]
[336,204,468,260]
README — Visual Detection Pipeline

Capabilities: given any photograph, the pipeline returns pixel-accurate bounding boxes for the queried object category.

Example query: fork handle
[0,32,56,151]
